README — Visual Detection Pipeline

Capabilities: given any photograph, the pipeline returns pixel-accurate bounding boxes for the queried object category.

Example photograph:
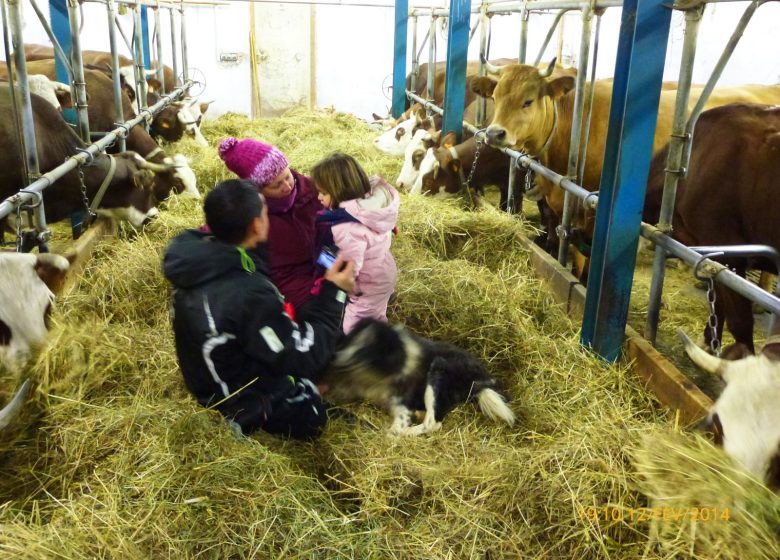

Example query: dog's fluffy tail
[477,388,515,426]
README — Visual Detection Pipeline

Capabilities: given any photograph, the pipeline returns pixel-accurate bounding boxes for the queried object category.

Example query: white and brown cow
[0,252,70,429]
[0,252,69,371]
[678,325,780,487]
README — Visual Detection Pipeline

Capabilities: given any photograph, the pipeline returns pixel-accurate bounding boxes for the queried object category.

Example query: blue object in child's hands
[317,246,338,269]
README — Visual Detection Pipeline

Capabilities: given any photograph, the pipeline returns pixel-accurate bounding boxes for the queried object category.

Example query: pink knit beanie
[218,137,290,187]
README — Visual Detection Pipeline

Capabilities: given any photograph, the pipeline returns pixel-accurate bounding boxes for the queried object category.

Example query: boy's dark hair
[204,179,264,245]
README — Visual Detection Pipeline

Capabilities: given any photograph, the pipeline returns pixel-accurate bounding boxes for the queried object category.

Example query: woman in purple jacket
[219,137,323,311]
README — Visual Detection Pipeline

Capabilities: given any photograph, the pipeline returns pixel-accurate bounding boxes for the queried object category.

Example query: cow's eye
[523,100,533,108]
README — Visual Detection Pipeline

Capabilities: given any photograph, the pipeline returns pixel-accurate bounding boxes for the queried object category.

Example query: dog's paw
[399,421,442,436]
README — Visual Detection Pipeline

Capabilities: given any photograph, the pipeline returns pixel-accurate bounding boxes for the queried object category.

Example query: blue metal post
[141,5,151,69]
[580,0,672,361]
[391,0,408,118]
[49,0,75,124]
[441,0,470,141]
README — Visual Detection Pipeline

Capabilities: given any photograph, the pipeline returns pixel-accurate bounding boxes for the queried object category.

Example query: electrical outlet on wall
[219,52,244,65]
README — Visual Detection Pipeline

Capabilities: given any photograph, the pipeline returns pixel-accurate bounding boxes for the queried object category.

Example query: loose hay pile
[0,109,777,558]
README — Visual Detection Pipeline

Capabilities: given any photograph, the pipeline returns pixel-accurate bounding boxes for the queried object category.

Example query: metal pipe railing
[132,4,149,115]
[180,0,189,81]
[410,15,419,96]
[67,0,91,143]
[0,82,192,221]
[154,4,165,93]
[426,11,436,107]
[476,8,489,127]
[644,6,703,342]
[28,0,74,81]
[557,2,593,265]
[518,3,529,63]
[6,0,39,183]
[642,225,780,317]
[533,9,570,66]
[407,90,444,115]
[169,8,179,84]
[106,0,127,152]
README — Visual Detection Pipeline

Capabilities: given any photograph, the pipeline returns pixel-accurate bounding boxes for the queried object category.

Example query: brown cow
[23,44,178,92]
[644,103,780,356]
[471,61,780,255]
[0,86,161,227]
[20,45,210,145]
[17,60,198,201]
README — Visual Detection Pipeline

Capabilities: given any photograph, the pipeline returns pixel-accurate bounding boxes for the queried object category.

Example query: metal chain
[464,135,483,190]
[15,202,23,252]
[705,277,721,357]
[78,166,96,221]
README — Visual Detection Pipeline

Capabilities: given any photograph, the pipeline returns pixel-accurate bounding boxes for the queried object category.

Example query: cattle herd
[0,44,212,429]
[0,40,779,488]
[373,58,780,486]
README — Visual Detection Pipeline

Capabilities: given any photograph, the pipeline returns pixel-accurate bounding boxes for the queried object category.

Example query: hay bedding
[0,108,777,559]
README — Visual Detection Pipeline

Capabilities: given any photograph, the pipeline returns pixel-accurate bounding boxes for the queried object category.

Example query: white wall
[3,1,779,122]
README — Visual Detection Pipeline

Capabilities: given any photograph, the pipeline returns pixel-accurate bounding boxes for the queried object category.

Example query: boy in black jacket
[163,180,355,439]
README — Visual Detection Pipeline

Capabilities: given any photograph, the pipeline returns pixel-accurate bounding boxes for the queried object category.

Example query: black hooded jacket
[163,229,347,432]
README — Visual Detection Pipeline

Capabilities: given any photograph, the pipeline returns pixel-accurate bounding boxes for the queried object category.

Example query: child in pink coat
[311,153,400,334]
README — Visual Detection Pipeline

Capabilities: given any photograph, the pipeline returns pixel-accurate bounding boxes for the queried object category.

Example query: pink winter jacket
[333,176,400,333]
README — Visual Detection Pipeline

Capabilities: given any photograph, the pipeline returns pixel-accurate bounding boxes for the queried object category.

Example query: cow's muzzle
[486,126,508,146]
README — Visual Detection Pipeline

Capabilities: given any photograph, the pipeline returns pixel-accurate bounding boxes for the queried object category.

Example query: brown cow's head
[84,152,159,227]
[471,59,575,151]
[678,324,780,487]
[418,132,467,197]
[150,153,199,201]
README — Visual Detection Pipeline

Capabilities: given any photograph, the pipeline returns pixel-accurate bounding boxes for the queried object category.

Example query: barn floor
[0,109,777,558]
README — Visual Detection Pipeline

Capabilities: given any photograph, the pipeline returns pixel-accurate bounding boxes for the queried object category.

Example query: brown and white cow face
[411,132,464,198]
[472,62,575,151]
[679,327,780,486]
[373,104,431,156]
[396,129,439,190]
[0,253,69,372]
[89,153,160,227]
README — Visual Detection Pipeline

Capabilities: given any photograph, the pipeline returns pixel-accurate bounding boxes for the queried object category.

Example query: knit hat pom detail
[218,137,238,159]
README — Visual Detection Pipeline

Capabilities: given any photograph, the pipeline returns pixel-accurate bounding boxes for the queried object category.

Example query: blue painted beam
[441,0,470,142]
[391,0,409,118]
[49,0,75,124]
[141,5,151,69]
[580,0,672,361]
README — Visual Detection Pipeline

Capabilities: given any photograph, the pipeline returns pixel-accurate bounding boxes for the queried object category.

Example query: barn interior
[1,0,779,558]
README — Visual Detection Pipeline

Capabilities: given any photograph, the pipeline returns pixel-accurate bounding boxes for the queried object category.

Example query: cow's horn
[138,158,176,173]
[186,96,200,108]
[539,57,557,78]
[676,328,725,375]
[0,379,31,430]
[481,54,504,75]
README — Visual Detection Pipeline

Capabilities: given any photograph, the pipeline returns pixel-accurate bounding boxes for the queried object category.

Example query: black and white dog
[321,318,515,435]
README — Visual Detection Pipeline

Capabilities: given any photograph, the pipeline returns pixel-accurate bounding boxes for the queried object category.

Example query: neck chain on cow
[78,155,118,223]
[452,133,484,207]
[705,277,722,357]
